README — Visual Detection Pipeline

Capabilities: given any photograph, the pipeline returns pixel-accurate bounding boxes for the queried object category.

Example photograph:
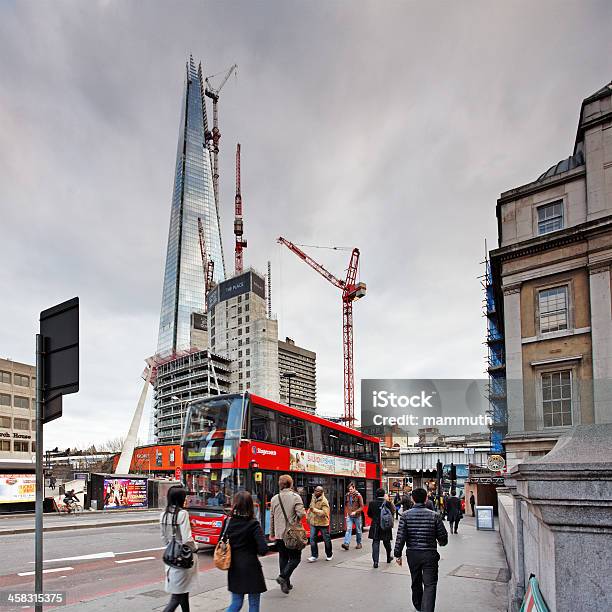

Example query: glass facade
[157,57,225,356]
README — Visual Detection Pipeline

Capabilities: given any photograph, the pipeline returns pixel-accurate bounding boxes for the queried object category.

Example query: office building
[489,81,612,467]
[154,350,231,444]
[0,358,36,461]
[156,56,225,358]
[208,269,280,401]
[278,337,316,413]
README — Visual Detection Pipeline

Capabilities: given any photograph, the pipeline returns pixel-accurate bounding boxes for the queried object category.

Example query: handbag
[279,493,308,551]
[213,518,232,570]
[163,510,194,569]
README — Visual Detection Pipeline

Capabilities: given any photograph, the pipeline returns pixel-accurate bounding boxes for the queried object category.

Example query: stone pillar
[589,263,612,424]
[507,424,612,612]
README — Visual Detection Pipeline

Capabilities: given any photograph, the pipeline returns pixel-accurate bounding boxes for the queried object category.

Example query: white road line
[114,556,156,564]
[115,547,165,555]
[29,552,115,564]
[18,566,74,576]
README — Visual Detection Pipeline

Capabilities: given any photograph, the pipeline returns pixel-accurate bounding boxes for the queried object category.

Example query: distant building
[0,358,36,462]
[154,350,231,444]
[278,337,316,413]
[208,269,279,401]
[417,427,443,446]
[489,81,612,467]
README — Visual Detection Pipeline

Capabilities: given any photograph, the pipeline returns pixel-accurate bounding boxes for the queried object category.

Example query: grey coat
[160,507,199,594]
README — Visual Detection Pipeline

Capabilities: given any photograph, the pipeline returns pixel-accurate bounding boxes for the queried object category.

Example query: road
[0,521,218,610]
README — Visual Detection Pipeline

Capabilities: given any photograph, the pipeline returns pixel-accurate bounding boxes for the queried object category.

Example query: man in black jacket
[394,487,448,612]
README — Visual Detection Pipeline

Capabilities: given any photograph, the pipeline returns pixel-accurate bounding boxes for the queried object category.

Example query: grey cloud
[0,0,610,445]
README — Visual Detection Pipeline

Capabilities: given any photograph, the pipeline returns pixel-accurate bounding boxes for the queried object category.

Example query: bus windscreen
[183,396,245,464]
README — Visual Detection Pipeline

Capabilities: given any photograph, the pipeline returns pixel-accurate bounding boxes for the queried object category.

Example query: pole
[288,377,292,407]
[35,333,44,612]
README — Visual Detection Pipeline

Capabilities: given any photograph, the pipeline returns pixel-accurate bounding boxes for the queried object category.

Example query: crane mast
[198,217,215,310]
[277,237,366,426]
[234,143,247,274]
[204,62,237,277]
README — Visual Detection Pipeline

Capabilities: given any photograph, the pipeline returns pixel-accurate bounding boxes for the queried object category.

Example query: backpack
[379,501,394,530]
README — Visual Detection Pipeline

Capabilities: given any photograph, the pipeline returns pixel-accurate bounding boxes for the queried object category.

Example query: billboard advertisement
[0,474,36,504]
[289,449,366,477]
[103,477,148,509]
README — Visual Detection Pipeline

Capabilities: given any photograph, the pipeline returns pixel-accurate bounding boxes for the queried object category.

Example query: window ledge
[522,327,591,344]
[530,355,583,367]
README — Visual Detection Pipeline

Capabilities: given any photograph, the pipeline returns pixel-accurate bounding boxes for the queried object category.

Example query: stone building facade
[490,81,612,467]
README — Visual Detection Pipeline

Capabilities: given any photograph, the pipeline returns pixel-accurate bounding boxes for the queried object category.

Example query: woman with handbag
[160,486,198,612]
[224,491,268,612]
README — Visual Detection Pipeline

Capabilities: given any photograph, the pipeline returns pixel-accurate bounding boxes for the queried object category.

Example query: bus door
[251,471,278,536]
[329,477,346,533]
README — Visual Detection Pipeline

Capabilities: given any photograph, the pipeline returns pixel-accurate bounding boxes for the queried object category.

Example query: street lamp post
[281,371,297,407]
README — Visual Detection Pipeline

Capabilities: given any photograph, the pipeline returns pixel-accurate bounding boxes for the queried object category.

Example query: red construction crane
[198,217,215,309]
[204,64,238,208]
[234,143,247,275]
[277,237,366,426]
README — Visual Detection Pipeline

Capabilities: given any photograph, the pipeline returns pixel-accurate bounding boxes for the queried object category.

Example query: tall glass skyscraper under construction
[156,56,225,356]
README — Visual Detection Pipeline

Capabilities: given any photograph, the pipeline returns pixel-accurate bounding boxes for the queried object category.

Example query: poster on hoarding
[289,450,366,477]
[103,478,148,509]
[0,474,36,504]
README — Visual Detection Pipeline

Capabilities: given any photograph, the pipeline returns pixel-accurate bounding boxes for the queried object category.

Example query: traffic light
[450,462,457,481]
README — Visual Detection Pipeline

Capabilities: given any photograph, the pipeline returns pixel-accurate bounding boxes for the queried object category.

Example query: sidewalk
[63,515,509,612]
[0,509,160,535]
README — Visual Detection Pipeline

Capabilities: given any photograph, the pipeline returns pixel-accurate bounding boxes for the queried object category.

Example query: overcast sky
[1,1,610,450]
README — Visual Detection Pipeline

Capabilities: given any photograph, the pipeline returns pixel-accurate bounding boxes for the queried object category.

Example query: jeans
[406,550,440,612]
[163,593,189,612]
[449,518,460,533]
[309,525,332,558]
[276,540,302,584]
[371,539,392,564]
[227,592,260,612]
[343,514,362,545]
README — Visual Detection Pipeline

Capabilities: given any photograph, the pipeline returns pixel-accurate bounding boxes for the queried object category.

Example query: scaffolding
[481,255,508,454]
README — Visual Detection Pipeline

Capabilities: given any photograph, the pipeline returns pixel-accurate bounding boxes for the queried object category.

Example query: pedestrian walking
[341,481,364,550]
[393,491,402,519]
[160,486,198,612]
[401,488,413,513]
[225,491,268,612]
[367,488,395,568]
[269,474,306,594]
[49,475,56,491]
[307,486,333,562]
[469,492,476,517]
[394,487,448,612]
[446,490,462,534]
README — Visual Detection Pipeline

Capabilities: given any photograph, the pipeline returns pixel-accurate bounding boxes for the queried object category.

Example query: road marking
[114,556,156,564]
[115,547,165,555]
[18,566,74,576]
[29,552,116,563]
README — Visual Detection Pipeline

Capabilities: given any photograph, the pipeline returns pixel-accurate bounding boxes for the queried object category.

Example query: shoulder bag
[279,493,307,550]
[163,510,194,569]
[213,517,232,570]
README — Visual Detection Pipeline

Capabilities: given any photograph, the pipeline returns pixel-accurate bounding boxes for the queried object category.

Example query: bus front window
[184,469,244,510]
[183,396,245,464]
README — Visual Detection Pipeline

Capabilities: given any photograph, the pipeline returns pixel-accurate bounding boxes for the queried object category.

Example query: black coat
[393,504,448,555]
[226,517,268,594]
[446,496,462,523]
[367,497,395,542]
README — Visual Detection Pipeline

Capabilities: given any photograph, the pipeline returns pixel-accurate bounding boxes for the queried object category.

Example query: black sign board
[40,297,79,423]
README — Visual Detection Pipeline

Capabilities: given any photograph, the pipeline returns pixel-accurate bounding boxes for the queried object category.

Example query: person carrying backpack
[367,488,396,568]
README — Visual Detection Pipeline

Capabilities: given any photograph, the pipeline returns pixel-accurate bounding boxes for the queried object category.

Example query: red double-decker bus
[181,392,381,546]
